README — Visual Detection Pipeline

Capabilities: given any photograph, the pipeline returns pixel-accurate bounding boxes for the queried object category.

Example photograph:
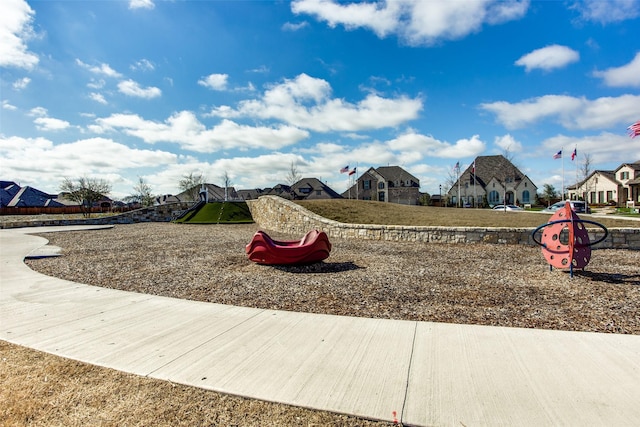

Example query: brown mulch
[25,222,640,334]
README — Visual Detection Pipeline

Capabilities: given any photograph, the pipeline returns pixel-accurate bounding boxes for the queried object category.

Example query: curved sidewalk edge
[1,226,640,426]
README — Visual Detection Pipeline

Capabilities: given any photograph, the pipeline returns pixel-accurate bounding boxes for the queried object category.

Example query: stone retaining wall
[246,196,640,250]
[0,202,193,229]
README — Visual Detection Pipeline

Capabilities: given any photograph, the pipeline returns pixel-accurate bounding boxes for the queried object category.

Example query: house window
[524,182,528,187]
[316,190,322,196]
[363,180,371,190]
[492,183,495,188]
[378,192,385,202]
[606,191,613,202]
[522,190,530,203]
[489,190,500,203]
[621,171,630,180]
[378,182,385,189]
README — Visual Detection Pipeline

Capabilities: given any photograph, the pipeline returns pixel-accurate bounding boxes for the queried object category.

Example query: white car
[492,204,524,211]
[542,201,590,213]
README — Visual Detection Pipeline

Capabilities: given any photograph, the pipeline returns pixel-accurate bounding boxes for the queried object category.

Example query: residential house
[175,183,238,202]
[448,155,538,207]
[568,160,640,206]
[1,181,66,208]
[290,178,343,200]
[236,188,266,200]
[238,179,342,201]
[343,166,421,205]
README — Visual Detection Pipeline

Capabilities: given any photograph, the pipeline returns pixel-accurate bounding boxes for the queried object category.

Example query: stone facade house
[448,155,538,207]
[238,179,342,201]
[343,166,421,205]
[568,160,640,207]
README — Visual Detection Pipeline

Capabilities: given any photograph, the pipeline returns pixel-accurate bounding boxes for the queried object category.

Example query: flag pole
[574,145,578,201]
[355,162,359,200]
[457,162,461,208]
[473,160,477,208]
[562,147,565,200]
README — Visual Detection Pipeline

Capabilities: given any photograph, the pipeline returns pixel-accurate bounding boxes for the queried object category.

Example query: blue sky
[1,0,640,200]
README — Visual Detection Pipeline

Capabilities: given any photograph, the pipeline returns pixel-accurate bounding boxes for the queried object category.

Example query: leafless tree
[285,161,302,186]
[579,153,594,207]
[179,172,205,201]
[221,171,233,201]
[444,164,459,207]
[124,177,155,207]
[60,176,112,217]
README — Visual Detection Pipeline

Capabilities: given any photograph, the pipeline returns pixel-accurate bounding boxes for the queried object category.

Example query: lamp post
[439,184,442,207]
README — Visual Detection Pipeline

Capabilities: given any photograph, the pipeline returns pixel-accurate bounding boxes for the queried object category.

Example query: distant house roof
[6,185,65,207]
[453,155,535,191]
[236,189,265,200]
[291,178,342,200]
[1,181,21,207]
[375,166,420,185]
[263,184,292,198]
[175,183,238,201]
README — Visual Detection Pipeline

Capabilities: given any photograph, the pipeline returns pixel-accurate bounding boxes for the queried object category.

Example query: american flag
[628,120,640,138]
[340,165,349,173]
[571,148,577,161]
[553,150,562,159]
[454,161,460,171]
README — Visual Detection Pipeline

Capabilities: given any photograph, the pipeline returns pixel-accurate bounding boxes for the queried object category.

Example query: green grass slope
[296,199,639,228]
[173,202,253,224]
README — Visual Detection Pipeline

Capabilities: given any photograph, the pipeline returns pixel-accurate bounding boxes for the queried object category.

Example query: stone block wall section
[0,202,193,229]
[246,196,640,250]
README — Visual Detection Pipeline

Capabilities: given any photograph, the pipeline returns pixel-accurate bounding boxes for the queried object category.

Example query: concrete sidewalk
[1,226,639,426]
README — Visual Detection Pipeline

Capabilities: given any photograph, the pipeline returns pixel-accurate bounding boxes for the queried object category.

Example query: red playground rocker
[246,230,332,265]
[532,202,608,277]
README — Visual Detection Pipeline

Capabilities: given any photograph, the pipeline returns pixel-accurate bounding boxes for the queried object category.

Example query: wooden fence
[0,206,136,216]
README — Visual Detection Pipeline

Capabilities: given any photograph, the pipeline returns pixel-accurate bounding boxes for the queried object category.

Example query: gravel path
[25,222,640,334]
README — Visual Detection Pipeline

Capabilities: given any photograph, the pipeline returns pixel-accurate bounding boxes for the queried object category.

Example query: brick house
[343,166,421,205]
[448,155,538,207]
[568,160,640,206]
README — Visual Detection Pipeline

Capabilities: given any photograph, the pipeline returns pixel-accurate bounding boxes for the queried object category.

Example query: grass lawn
[173,201,254,224]
[296,199,639,229]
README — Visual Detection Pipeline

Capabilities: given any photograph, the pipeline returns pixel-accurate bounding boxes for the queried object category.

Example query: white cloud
[34,117,71,131]
[248,65,270,74]
[480,94,640,130]
[117,79,161,98]
[76,59,123,78]
[94,111,309,153]
[0,0,39,69]
[515,45,580,72]
[282,21,309,31]
[570,0,640,24]
[87,79,106,89]
[198,73,229,91]
[131,58,155,71]
[89,92,108,104]
[292,0,401,37]
[541,132,640,164]
[292,0,529,46]
[0,136,177,193]
[12,77,30,90]
[210,73,422,132]
[385,131,486,159]
[129,0,155,10]
[493,134,523,153]
[2,100,17,110]
[593,52,640,87]
[29,106,48,117]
